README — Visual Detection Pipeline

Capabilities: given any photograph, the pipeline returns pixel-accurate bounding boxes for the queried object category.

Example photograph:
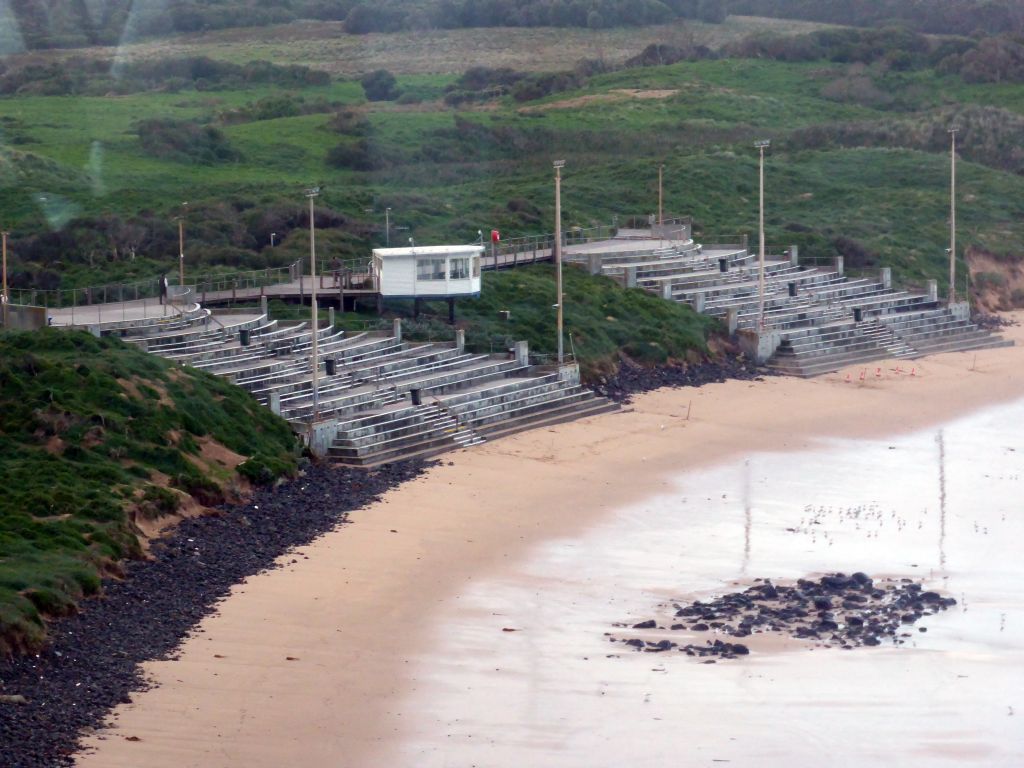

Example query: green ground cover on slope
[0,329,298,654]
[2,48,1023,298]
[325,263,719,376]
[250,263,716,376]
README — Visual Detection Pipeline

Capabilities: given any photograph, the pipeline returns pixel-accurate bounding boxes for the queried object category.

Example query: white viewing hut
[372,245,483,299]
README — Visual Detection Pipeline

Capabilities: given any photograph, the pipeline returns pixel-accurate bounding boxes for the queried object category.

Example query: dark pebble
[591,355,767,404]
[0,459,431,768]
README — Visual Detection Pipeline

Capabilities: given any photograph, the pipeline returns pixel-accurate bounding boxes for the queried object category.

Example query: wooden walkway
[198,245,557,307]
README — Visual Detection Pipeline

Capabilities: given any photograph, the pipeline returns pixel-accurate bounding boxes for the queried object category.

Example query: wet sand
[77,318,1024,767]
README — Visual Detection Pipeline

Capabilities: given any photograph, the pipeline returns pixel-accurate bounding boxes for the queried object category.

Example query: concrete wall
[651,223,690,241]
[0,304,46,330]
[558,363,580,386]
[301,418,340,457]
[737,328,782,364]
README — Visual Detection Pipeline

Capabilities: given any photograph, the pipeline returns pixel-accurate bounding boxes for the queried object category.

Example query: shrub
[833,237,878,269]
[238,453,296,486]
[140,484,180,518]
[974,271,1007,290]
[361,69,399,101]
[325,139,388,171]
[328,108,371,135]
[137,118,243,165]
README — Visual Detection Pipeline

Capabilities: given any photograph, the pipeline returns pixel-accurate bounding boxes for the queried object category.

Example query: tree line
[7,0,1023,50]
[5,0,726,50]
[726,0,1024,37]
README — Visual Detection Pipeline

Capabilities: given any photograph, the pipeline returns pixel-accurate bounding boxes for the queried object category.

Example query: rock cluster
[610,572,956,660]
[0,460,428,768]
[591,355,764,404]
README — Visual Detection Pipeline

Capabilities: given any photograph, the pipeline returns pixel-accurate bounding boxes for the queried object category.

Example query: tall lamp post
[658,163,664,227]
[554,160,565,365]
[385,207,391,247]
[948,127,958,304]
[175,201,188,295]
[306,187,321,423]
[755,140,770,330]
[1,230,8,328]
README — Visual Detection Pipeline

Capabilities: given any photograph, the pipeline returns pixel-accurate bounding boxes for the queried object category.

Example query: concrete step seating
[135,314,265,350]
[275,352,487,411]
[663,260,800,295]
[767,306,1010,376]
[93,292,621,463]
[147,318,302,355]
[283,358,528,422]
[246,343,417,400]
[190,328,359,375]
[327,372,616,467]
[880,309,1014,356]
[232,337,407,394]
[766,324,890,377]
[328,403,480,466]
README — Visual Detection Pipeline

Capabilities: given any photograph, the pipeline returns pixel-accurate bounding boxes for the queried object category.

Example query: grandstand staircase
[572,239,1011,378]
[112,307,618,465]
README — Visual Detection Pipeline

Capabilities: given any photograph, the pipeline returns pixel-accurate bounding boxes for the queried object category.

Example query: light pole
[554,160,565,365]
[385,207,391,247]
[948,127,958,304]
[755,140,770,330]
[176,201,188,294]
[658,163,664,227]
[1,230,8,328]
[306,187,321,423]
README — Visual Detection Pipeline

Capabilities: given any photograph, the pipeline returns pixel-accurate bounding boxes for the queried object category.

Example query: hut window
[472,255,481,277]
[449,257,470,280]
[417,258,446,280]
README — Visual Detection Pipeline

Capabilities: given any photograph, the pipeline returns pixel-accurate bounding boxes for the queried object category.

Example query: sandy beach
[76,316,1024,767]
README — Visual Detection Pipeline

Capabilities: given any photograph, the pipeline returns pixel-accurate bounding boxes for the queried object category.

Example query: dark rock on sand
[610,572,956,662]
[591,355,765,404]
[0,460,430,768]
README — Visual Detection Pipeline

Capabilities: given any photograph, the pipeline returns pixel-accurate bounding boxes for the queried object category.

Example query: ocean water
[384,399,1024,767]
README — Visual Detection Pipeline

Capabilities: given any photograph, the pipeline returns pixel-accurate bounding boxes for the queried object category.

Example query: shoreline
[68,314,1024,767]
[0,462,429,768]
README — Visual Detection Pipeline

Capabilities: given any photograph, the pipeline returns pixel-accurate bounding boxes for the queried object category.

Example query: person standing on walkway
[159,274,168,305]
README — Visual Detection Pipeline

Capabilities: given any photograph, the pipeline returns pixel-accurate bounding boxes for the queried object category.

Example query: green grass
[324,263,715,376]
[3,53,1024,294]
[0,329,298,654]
[254,263,715,375]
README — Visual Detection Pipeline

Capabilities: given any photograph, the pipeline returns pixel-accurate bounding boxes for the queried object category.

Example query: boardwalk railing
[194,261,300,296]
[6,275,167,310]
[485,223,619,270]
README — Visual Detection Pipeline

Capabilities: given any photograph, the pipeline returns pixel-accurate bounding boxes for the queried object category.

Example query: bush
[511,71,584,102]
[361,69,399,101]
[141,484,180,517]
[238,453,296,486]
[974,271,1007,290]
[325,139,388,171]
[328,108,371,135]
[833,237,878,269]
[344,4,404,33]
[137,118,243,165]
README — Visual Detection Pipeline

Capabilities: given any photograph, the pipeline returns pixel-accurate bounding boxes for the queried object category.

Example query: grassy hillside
[324,263,718,375]
[1,21,1023,300]
[0,329,298,654]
